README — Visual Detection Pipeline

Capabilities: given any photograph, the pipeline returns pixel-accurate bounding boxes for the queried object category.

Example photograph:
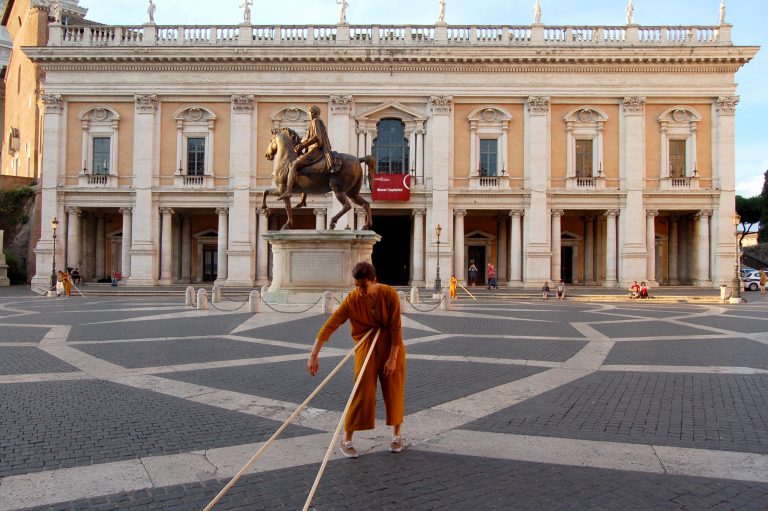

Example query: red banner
[371,173,411,201]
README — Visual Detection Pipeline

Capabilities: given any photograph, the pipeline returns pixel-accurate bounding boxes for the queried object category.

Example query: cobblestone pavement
[1,290,768,510]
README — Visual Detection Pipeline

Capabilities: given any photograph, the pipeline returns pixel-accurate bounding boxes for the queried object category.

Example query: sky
[79,0,767,197]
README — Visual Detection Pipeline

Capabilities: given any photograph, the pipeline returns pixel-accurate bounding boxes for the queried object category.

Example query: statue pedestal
[262,230,381,304]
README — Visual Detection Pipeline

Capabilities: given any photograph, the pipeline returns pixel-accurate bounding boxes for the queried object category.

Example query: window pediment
[79,106,120,123]
[563,106,608,125]
[271,106,310,136]
[467,106,512,125]
[174,106,216,124]
[356,102,425,122]
[658,106,701,124]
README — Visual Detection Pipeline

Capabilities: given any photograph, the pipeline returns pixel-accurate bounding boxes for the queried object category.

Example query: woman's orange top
[317,284,404,351]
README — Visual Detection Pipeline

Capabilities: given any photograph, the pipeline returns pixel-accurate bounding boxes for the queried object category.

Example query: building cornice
[22,45,759,74]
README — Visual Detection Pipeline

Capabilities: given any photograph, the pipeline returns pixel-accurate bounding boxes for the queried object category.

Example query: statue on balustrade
[240,0,253,24]
[626,0,635,25]
[533,0,542,24]
[147,0,156,23]
[438,0,446,24]
[263,106,375,230]
[337,0,348,25]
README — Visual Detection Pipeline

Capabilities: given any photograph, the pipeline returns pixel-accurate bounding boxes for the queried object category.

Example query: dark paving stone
[466,372,768,454]
[594,307,701,319]
[722,309,768,319]
[678,315,768,334]
[605,339,768,370]
[67,313,253,342]
[73,338,307,369]
[20,450,768,511]
[0,347,78,374]
[460,308,613,323]
[0,325,49,342]
[160,358,544,416]
[237,314,433,345]
[588,320,713,338]
[409,336,587,362]
[407,313,585,337]
[1,308,190,325]
[0,380,318,478]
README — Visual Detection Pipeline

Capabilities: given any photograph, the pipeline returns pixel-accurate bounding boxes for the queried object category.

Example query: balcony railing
[49,22,732,48]
[469,174,510,190]
[78,173,117,188]
[660,176,700,190]
[174,173,213,188]
[565,175,606,190]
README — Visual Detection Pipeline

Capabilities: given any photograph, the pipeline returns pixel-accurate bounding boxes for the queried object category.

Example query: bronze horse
[262,127,376,230]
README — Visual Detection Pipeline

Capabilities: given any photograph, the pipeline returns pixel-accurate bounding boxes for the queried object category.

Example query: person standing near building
[468,261,478,288]
[487,262,497,290]
[760,269,767,295]
[449,274,458,300]
[307,262,406,458]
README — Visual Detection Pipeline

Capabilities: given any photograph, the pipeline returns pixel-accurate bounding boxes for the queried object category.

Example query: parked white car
[742,270,763,291]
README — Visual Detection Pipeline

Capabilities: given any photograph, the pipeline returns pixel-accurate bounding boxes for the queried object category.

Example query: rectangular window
[669,139,686,178]
[479,139,498,177]
[92,137,111,175]
[575,139,593,177]
[187,137,205,176]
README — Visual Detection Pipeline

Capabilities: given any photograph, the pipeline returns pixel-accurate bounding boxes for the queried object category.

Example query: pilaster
[523,96,551,287]
[427,96,453,289]
[713,96,739,285]
[619,96,647,286]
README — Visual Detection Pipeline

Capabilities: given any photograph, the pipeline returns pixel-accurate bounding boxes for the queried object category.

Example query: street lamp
[434,224,442,292]
[50,217,59,293]
[732,212,741,299]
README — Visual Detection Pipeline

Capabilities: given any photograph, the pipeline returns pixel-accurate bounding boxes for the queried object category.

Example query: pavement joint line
[0,372,95,384]
[137,353,313,375]
[608,334,739,342]
[665,318,740,336]
[83,309,238,325]
[406,353,561,368]
[413,430,768,484]
[0,342,39,347]
[571,322,611,341]
[68,334,263,345]
[599,364,768,375]
[224,334,315,351]
[230,310,322,334]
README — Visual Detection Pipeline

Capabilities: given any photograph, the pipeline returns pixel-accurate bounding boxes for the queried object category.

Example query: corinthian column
[411,209,425,286]
[551,209,563,281]
[509,210,523,286]
[646,210,658,285]
[66,207,81,270]
[604,210,618,287]
[119,208,132,278]
[695,210,712,286]
[454,209,466,282]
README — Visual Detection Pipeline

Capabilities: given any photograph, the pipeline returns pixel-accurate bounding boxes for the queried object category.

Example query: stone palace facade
[15,2,757,289]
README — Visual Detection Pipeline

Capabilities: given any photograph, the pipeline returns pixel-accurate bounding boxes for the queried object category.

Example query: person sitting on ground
[541,281,550,300]
[639,281,649,299]
[556,279,566,300]
[628,280,640,299]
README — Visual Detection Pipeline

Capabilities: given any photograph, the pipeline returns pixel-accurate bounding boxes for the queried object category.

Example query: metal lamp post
[732,213,741,299]
[434,224,442,292]
[50,217,59,293]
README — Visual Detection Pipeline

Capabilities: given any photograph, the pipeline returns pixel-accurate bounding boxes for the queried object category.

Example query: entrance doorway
[561,246,574,283]
[371,215,411,286]
[467,246,486,286]
[203,246,217,281]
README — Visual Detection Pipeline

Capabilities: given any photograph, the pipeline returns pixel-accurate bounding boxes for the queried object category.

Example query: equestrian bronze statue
[262,125,376,230]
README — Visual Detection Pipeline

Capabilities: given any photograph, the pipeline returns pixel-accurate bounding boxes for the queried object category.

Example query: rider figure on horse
[278,105,337,199]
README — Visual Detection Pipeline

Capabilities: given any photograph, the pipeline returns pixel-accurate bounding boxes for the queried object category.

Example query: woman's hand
[307,352,319,376]
[383,356,397,377]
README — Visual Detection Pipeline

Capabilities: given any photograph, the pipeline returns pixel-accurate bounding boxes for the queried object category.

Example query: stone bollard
[185,286,196,306]
[248,290,261,313]
[720,284,729,302]
[409,286,420,304]
[211,285,221,303]
[196,288,208,310]
[398,291,407,312]
[440,288,451,310]
[322,291,335,313]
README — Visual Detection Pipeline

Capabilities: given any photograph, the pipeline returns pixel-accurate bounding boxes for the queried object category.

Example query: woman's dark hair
[352,261,377,281]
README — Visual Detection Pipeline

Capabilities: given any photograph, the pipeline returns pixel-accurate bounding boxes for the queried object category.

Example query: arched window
[79,106,120,176]
[174,106,216,176]
[657,106,701,179]
[373,119,409,174]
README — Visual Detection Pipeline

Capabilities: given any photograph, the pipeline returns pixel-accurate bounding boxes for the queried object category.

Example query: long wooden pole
[457,282,478,300]
[202,328,376,511]
[302,328,382,511]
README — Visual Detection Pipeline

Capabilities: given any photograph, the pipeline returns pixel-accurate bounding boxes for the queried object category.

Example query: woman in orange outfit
[307,261,406,458]
[449,274,458,300]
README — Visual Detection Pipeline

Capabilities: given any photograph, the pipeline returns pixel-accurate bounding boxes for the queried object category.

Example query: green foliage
[760,170,768,243]
[736,195,762,243]
[0,186,35,242]
[4,253,27,285]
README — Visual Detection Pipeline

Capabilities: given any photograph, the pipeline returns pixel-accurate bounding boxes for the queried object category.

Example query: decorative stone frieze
[429,96,453,115]
[41,93,63,114]
[716,96,739,115]
[135,93,158,114]
[330,94,353,114]
[231,94,255,113]
[527,96,550,115]
[623,96,646,115]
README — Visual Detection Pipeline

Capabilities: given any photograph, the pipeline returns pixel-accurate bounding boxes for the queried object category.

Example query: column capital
[623,96,646,115]
[159,207,174,216]
[231,94,255,113]
[412,208,427,217]
[41,93,63,114]
[215,207,229,216]
[429,95,453,115]
[584,214,595,222]
[313,208,327,217]
[65,206,81,216]
[527,96,550,115]
[119,207,133,215]
[646,209,658,218]
[453,209,467,218]
[604,209,619,218]
[551,209,564,217]
[716,96,739,116]
[330,94,353,115]
[496,213,509,223]
[135,93,158,114]
[509,209,524,218]
[696,209,712,218]
[258,208,269,217]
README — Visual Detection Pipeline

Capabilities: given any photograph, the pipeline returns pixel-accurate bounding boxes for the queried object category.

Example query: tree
[736,194,762,244]
[760,169,768,243]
